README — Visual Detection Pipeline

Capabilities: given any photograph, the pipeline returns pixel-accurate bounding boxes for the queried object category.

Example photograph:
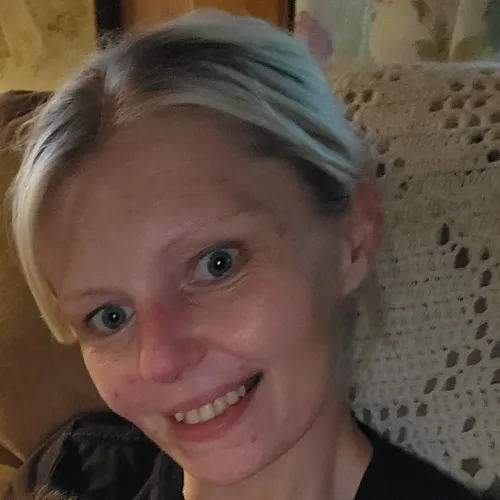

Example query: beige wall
[0,0,289,91]
[0,0,96,91]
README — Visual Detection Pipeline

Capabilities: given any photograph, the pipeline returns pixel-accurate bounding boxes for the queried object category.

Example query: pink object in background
[294,10,333,62]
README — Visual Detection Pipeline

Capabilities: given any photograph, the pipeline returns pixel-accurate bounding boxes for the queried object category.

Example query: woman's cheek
[101,375,146,419]
[82,347,141,414]
[193,272,312,360]
[189,285,269,357]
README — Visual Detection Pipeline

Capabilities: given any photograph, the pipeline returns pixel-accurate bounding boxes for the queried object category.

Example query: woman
[5,10,480,500]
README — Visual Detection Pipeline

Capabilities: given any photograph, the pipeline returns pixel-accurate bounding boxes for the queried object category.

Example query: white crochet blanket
[326,60,500,497]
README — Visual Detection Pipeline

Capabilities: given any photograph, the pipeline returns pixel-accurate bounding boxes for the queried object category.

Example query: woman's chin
[182,450,267,487]
[163,373,272,482]
[176,430,296,487]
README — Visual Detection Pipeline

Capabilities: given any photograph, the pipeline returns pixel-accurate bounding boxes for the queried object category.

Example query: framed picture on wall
[0,0,121,91]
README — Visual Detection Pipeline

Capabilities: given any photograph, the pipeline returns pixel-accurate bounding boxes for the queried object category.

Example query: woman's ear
[339,177,383,297]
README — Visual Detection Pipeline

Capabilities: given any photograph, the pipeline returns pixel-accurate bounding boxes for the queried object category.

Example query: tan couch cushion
[326,61,500,496]
[0,92,105,482]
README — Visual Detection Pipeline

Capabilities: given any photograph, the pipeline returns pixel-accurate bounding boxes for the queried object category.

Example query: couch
[0,62,499,497]
[0,92,105,492]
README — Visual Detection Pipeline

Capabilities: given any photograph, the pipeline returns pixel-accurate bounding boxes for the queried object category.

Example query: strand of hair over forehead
[100,10,364,184]
[11,10,366,343]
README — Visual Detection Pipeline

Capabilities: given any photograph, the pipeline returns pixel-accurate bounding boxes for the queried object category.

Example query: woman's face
[39,109,372,484]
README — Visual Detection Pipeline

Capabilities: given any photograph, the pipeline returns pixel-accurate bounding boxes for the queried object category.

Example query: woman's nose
[138,302,207,384]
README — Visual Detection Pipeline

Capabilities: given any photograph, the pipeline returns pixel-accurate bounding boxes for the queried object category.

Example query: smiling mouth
[173,373,263,425]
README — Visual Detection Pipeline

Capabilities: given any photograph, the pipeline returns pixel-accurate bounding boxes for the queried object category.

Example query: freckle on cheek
[109,377,136,404]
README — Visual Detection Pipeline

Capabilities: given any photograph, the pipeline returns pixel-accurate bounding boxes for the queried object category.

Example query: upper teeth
[174,385,247,425]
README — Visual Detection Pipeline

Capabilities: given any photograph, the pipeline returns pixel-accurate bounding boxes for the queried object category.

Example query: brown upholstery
[0,92,104,494]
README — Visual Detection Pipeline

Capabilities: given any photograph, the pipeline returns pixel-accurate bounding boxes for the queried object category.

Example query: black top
[3,411,484,500]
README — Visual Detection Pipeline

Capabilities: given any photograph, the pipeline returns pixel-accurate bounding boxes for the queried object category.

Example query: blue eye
[87,304,135,333]
[194,246,239,281]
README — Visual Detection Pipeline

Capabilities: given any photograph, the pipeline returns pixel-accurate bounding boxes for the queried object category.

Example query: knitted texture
[326,60,500,497]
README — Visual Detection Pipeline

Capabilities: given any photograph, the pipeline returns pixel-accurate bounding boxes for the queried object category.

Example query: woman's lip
[167,380,260,443]
[167,372,260,416]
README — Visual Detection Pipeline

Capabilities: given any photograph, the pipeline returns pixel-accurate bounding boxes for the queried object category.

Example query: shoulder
[356,421,481,500]
[2,411,181,500]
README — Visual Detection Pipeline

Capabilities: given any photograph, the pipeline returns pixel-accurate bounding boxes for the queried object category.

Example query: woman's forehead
[37,111,321,286]
[49,111,313,227]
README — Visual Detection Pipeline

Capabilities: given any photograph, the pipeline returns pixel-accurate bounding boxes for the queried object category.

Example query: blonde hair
[10,10,369,344]
[24,487,77,500]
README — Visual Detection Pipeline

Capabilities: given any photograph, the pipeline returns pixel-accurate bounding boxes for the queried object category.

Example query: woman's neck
[183,402,372,500]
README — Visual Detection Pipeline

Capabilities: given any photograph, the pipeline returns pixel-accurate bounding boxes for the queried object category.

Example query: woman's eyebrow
[151,207,267,259]
[58,287,125,304]
[58,206,271,304]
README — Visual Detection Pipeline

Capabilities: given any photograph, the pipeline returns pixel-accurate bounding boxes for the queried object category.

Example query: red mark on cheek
[124,374,136,387]
[107,387,133,415]
[109,375,138,406]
